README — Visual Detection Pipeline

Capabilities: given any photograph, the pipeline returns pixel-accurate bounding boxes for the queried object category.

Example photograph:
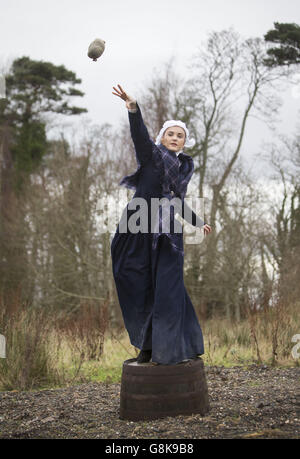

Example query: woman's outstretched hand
[112,84,137,110]
[203,224,212,236]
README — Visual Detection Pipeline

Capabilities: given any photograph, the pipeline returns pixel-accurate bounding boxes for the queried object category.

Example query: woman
[111,84,212,365]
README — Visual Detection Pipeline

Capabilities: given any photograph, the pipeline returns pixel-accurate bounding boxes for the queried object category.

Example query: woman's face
[161,126,186,153]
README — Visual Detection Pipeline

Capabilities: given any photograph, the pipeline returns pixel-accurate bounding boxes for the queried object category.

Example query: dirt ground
[0,364,299,439]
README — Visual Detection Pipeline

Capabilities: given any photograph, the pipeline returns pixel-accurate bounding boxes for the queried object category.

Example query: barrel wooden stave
[119,357,210,421]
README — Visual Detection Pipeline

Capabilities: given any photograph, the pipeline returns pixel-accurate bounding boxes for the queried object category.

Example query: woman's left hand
[203,224,212,236]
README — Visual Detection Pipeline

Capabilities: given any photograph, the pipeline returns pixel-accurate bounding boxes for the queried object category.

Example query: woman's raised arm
[112,84,152,165]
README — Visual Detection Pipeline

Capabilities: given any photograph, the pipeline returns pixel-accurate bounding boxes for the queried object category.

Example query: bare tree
[175,29,296,316]
[21,120,122,325]
[261,130,300,304]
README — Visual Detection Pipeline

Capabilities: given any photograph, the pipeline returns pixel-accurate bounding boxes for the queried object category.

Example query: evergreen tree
[263,22,300,67]
[0,56,87,303]
[0,56,87,190]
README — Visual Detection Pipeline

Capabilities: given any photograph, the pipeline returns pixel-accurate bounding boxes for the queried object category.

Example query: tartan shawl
[119,141,195,255]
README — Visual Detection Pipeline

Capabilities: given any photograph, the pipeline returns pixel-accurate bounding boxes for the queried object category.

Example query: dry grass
[0,298,299,391]
[202,300,300,367]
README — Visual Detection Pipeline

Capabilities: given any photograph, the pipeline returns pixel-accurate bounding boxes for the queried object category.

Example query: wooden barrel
[119,357,210,421]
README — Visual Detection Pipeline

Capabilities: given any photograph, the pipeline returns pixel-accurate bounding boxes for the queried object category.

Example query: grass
[55,322,298,388]
[0,300,299,391]
[78,335,136,384]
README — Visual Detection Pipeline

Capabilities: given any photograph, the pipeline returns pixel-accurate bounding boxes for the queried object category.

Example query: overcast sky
[1,0,300,176]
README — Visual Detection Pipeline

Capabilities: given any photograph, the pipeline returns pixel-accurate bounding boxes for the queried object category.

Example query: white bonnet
[155,120,195,148]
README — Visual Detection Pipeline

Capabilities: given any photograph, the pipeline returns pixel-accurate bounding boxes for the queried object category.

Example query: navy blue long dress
[111,104,204,365]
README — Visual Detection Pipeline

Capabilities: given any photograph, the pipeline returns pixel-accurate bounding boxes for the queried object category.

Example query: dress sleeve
[128,102,153,166]
[181,199,206,227]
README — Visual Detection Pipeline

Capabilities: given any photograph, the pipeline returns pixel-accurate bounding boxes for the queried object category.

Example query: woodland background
[0,23,299,390]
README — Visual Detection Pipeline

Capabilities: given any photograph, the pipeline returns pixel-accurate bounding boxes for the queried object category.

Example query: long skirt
[111,230,204,365]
